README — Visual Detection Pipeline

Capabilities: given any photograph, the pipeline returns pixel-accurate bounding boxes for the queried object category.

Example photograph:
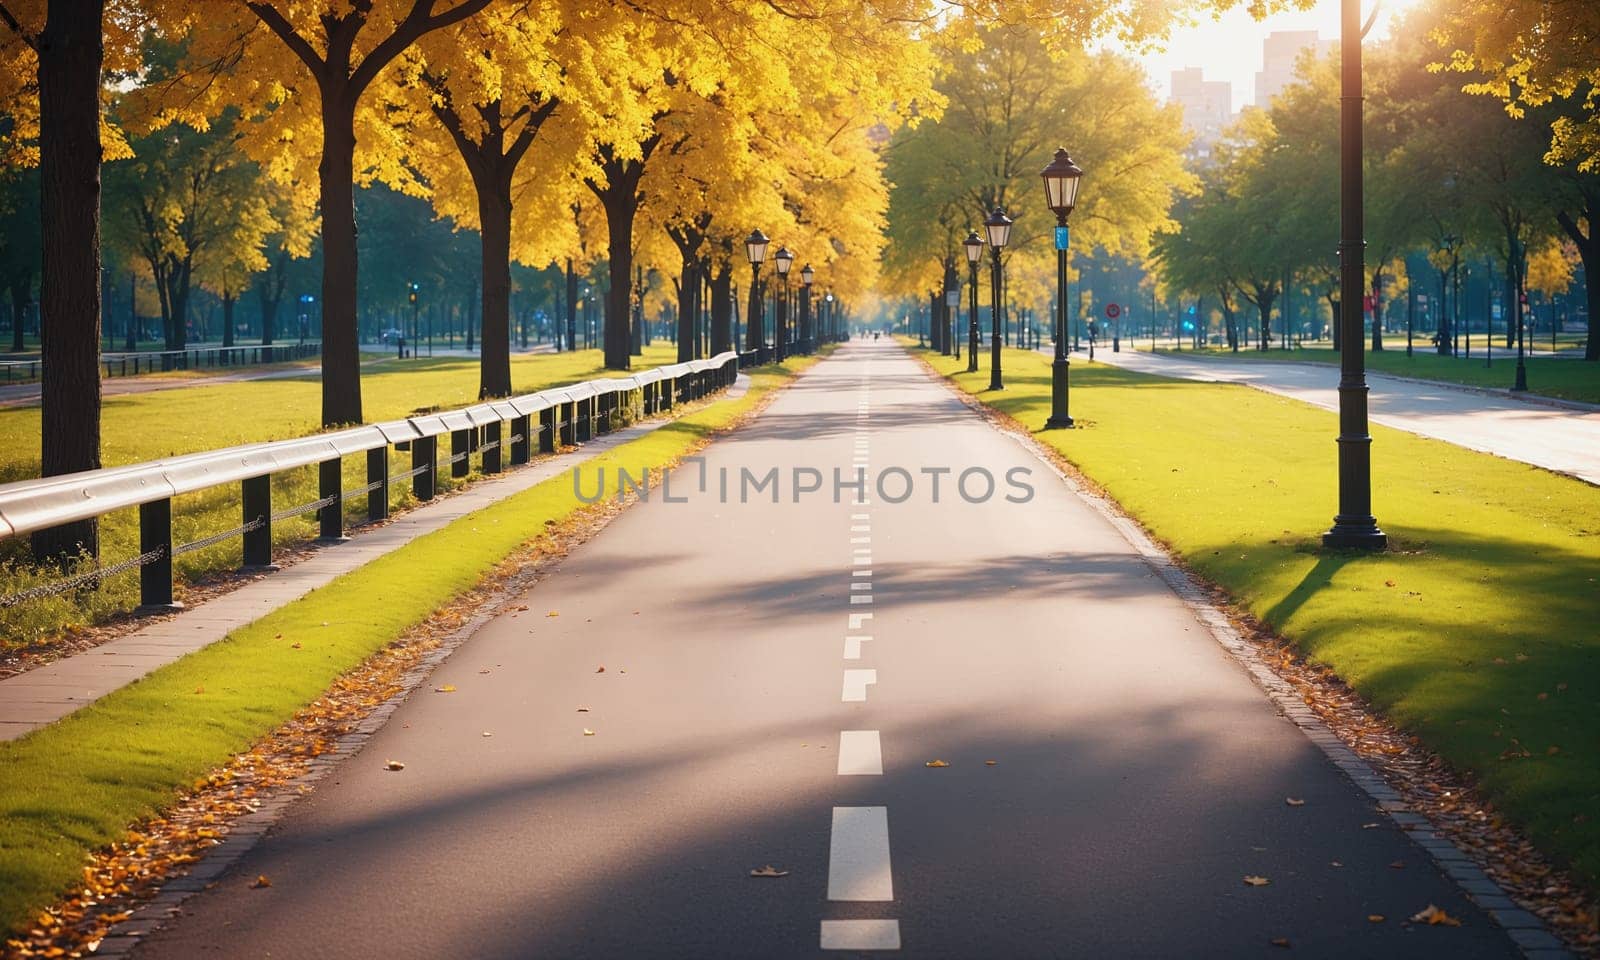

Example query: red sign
[1362,294,1376,313]
[1104,302,1121,319]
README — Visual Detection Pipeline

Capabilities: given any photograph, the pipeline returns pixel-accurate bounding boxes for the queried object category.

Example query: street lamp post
[773,246,793,362]
[799,262,815,353]
[1512,236,1529,391]
[745,229,769,362]
[983,208,1012,391]
[1041,148,1083,429]
[1323,0,1386,550]
[964,231,982,373]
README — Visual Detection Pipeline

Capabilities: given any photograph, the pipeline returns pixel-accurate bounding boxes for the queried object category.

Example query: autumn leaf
[1389,860,1406,869]
[482,731,493,738]
[582,729,595,736]
[750,865,789,878]
[435,685,456,693]
[1409,904,1462,926]
[547,611,559,617]
[1269,937,1290,948]
[985,760,998,766]
[595,666,606,673]
[925,759,950,768]
[1368,914,1385,923]
[385,760,405,771]
[193,686,205,695]
[291,642,302,649]
[577,707,590,712]
[251,875,271,889]
[1243,876,1270,886]
[516,605,529,612]
[1285,797,1305,806]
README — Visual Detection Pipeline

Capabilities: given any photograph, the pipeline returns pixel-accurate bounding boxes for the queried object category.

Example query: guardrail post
[484,421,503,474]
[318,457,346,541]
[539,408,556,453]
[138,498,180,611]
[367,448,389,522]
[558,402,575,446]
[662,380,674,412]
[578,399,593,442]
[414,435,436,500]
[510,415,531,465]
[241,475,274,569]
[596,393,611,435]
[451,429,470,478]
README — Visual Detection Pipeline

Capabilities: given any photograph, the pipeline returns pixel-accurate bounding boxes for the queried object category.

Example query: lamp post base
[1512,363,1528,391]
[1320,516,1387,550]
[1044,357,1073,429]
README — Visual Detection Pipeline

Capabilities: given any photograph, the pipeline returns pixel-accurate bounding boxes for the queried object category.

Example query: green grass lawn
[925,345,1600,888]
[0,345,685,644]
[1154,345,1600,405]
[0,357,809,938]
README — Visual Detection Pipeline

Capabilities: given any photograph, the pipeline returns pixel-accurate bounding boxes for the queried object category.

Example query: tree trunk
[7,278,27,352]
[676,258,696,363]
[599,192,634,370]
[564,259,577,355]
[473,181,513,395]
[170,257,192,351]
[317,99,363,425]
[222,290,235,348]
[1554,207,1597,361]
[711,262,732,355]
[1370,269,1384,351]
[32,0,105,562]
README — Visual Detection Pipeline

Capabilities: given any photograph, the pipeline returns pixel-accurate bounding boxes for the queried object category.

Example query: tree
[0,0,109,561]
[0,166,39,352]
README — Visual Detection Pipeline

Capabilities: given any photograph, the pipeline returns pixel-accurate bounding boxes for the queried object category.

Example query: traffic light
[407,281,419,305]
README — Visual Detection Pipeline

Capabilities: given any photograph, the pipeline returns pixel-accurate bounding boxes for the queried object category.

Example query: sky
[1112,0,1419,110]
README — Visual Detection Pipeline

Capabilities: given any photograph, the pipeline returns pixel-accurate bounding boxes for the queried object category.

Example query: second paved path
[136,341,1515,958]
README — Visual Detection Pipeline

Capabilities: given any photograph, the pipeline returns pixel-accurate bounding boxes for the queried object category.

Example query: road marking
[821,920,901,950]
[850,595,873,605]
[848,613,873,630]
[842,669,877,701]
[850,536,871,544]
[843,635,870,659]
[852,513,869,520]
[850,582,872,591]
[837,730,883,775]
[827,806,893,900]
[853,569,872,577]
[850,526,871,533]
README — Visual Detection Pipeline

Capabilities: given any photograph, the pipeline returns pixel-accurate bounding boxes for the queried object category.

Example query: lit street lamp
[1041,147,1083,429]
[983,207,1012,391]
[773,246,793,362]
[963,231,982,373]
[1323,0,1386,549]
[800,262,815,353]
[745,229,769,362]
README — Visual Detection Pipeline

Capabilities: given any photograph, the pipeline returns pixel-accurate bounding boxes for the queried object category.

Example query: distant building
[1169,67,1233,159]
[1255,30,1330,108]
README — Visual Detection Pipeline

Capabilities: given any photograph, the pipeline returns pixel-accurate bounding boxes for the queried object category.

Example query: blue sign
[1055,225,1070,251]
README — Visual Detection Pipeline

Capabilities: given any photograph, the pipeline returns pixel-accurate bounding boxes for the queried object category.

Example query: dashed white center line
[821,920,902,950]
[836,730,883,775]
[827,806,894,900]
[843,635,870,659]
[842,668,877,701]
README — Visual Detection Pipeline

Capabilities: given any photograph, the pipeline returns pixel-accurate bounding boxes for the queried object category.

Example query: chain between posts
[0,547,166,608]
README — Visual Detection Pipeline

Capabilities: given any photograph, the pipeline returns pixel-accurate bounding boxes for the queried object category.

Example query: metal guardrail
[0,351,740,610]
[0,342,322,383]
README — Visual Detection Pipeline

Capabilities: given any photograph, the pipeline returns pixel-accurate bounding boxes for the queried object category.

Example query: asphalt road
[136,340,1517,958]
[1077,347,1600,485]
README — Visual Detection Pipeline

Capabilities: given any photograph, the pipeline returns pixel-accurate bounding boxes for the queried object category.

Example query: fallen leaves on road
[577,707,589,712]
[1243,876,1270,887]
[385,760,406,771]
[251,875,271,889]
[595,665,605,673]
[1285,797,1305,806]
[985,760,998,766]
[1367,914,1384,923]
[516,605,529,612]
[925,759,950,768]
[1389,860,1406,869]
[1409,905,1462,927]
[582,728,595,736]
[749,865,789,878]
[546,610,559,617]
[435,684,456,693]
[1269,937,1291,948]
[482,732,492,738]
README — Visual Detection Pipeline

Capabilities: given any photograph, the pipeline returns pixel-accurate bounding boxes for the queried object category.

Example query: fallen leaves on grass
[1243,876,1270,887]
[1409,905,1462,927]
[749,865,789,878]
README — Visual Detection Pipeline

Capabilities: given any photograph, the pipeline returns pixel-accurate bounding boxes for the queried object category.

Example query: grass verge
[0,355,815,936]
[923,344,1600,887]
[1153,345,1600,405]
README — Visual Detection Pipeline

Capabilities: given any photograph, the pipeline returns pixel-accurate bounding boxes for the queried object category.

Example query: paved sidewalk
[0,376,747,742]
[1059,346,1600,485]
